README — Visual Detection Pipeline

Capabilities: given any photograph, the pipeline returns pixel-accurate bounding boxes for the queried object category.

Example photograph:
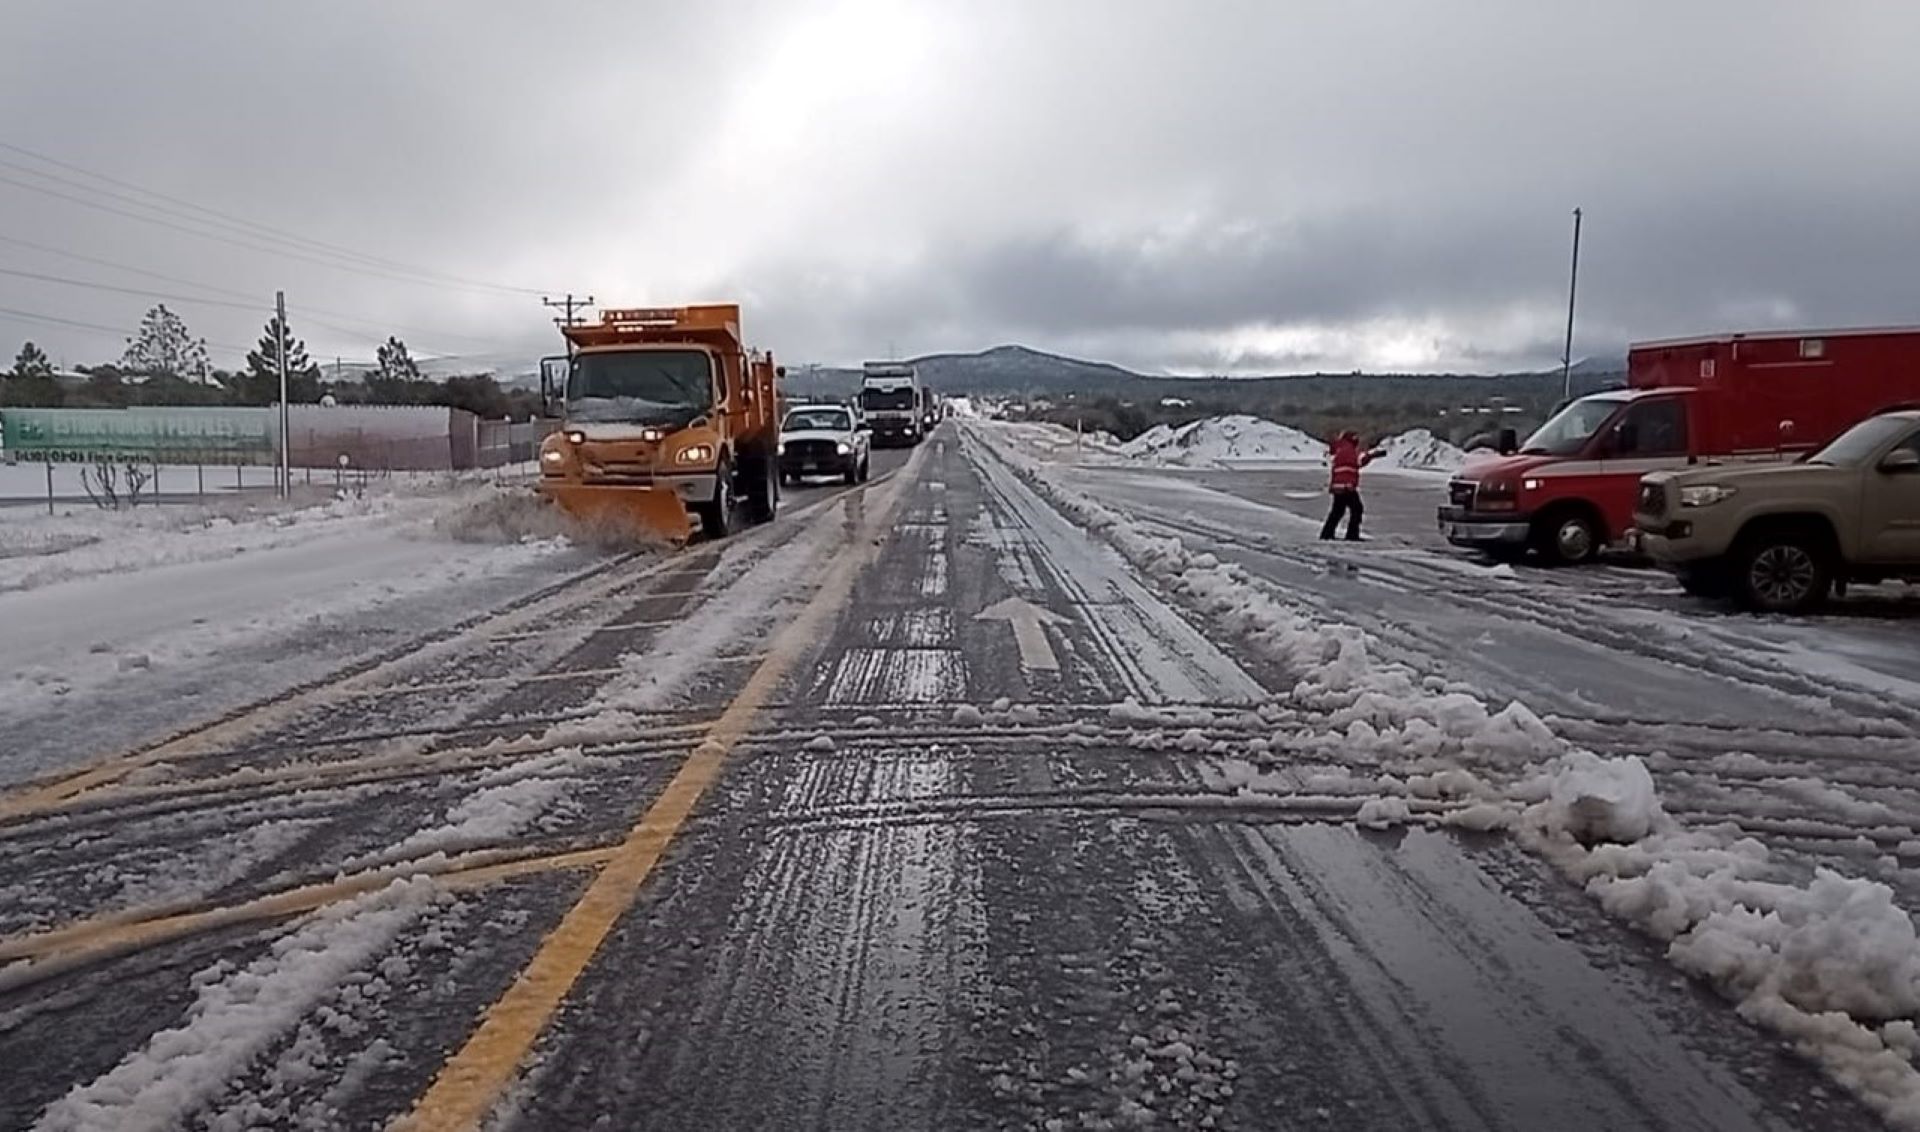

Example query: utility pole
[276,290,291,498]
[1560,207,1583,404]
[542,293,595,327]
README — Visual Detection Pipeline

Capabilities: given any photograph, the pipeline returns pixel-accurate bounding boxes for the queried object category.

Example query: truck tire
[858,455,871,483]
[1531,507,1602,566]
[696,458,735,539]
[1730,528,1832,614]
[742,449,778,525]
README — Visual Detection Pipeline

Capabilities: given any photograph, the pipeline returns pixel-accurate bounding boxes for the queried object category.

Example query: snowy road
[1,423,1913,1130]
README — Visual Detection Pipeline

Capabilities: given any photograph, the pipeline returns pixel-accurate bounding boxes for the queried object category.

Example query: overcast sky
[3,1,1917,376]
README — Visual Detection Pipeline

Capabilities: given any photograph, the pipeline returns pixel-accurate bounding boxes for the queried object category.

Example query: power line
[0,170,540,301]
[0,303,253,353]
[0,266,267,313]
[0,140,550,297]
[0,232,535,355]
[0,233,261,303]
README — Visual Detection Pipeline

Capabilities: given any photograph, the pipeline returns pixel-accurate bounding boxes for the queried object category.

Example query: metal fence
[0,406,556,473]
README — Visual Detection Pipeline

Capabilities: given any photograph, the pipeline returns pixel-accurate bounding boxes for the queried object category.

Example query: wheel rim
[1556,519,1594,561]
[1751,545,1816,605]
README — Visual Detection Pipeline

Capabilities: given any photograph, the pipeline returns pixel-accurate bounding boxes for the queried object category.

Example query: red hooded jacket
[1328,433,1374,492]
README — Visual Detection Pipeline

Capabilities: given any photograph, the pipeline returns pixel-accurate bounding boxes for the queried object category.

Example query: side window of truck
[1613,400,1687,457]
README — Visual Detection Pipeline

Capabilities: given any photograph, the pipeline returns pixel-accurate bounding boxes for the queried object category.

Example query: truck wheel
[858,455,871,483]
[742,450,778,525]
[1731,530,1831,614]
[1532,508,1602,566]
[696,459,734,540]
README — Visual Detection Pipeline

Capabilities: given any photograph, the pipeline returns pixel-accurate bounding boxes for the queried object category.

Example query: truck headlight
[676,445,715,465]
[1679,484,1736,508]
[777,441,786,455]
[541,449,564,465]
[836,442,851,455]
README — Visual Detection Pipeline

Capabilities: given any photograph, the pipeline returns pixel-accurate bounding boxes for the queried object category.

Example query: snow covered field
[0,478,589,782]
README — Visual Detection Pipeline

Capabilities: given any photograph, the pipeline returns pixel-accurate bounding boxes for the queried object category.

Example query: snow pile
[1119,415,1325,468]
[1529,751,1664,844]
[32,878,439,1132]
[1513,757,1920,1126]
[1374,428,1467,473]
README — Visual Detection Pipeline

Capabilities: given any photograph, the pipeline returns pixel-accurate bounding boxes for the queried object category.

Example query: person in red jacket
[1320,430,1383,541]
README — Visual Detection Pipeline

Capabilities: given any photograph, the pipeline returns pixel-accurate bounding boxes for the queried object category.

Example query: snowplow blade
[537,482,694,545]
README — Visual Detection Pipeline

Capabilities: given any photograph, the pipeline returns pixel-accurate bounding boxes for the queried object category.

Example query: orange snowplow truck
[537,304,783,543]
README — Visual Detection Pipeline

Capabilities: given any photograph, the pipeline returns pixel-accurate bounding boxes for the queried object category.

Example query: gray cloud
[2,1,1917,375]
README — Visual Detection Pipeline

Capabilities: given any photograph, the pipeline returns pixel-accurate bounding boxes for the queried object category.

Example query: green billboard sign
[0,408,276,463]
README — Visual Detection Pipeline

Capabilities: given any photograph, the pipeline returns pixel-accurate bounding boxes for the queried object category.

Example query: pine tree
[121,304,211,381]
[236,315,319,404]
[2,341,62,406]
[11,341,53,379]
[368,337,421,402]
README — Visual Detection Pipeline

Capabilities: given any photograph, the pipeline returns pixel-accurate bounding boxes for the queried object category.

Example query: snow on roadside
[971,420,1920,1127]
[30,878,440,1132]
[0,480,577,720]
[1,478,565,595]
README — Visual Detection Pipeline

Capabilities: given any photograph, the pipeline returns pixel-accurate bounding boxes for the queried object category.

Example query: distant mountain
[909,344,1145,393]
[782,345,1148,400]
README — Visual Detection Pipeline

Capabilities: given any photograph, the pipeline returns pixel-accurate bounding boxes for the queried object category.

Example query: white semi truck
[860,362,924,447]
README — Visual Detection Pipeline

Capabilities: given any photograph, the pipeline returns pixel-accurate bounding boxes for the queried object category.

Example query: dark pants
[1320,489,1364,540]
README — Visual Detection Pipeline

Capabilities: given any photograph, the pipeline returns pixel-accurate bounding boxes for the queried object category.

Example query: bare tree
[80,460,120,509]
[78,460,154,509]
[124,462,153,506]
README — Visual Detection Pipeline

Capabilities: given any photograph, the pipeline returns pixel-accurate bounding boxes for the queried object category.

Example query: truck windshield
[1808,415,1913,466]
[567,350,713,426]
[785,408,851,432]
[863,388,914,411]
[1521,397,1626,456]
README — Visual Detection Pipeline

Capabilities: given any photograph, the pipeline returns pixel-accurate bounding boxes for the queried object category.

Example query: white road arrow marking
[974,596,1070,671]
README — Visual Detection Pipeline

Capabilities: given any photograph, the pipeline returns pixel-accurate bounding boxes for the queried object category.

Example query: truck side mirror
[1495,427,1518,455]
[539,356,568,418]
[1880,448,1920,474]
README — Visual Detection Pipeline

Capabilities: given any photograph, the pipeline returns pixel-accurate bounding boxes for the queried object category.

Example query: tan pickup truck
[1634,409,1920,612]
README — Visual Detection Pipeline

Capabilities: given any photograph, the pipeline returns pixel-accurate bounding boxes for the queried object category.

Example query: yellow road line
[0,845,617,979]
[393,454,921,1132]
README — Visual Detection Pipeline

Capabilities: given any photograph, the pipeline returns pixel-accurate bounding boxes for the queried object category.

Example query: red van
[1439,327,1920,564]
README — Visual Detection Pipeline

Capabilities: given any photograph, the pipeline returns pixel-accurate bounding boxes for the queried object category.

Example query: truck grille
[1448,480,1475,510]
[1637,481,1668,518]
[786,440,839,462]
